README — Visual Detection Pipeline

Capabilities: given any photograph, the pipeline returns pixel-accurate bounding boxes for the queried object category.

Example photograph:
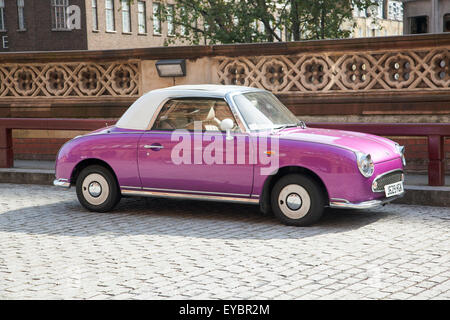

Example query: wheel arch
[259,166,330,214]
[70,158,119,187]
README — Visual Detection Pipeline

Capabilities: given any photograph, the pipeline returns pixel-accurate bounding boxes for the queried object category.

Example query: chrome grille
[372,171,403,192]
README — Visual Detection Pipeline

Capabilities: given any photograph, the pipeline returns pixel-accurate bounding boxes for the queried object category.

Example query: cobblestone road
[0,183,449,300]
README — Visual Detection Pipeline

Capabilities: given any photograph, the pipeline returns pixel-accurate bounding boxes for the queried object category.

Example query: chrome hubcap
[88,181,102,197]
[278,184,311,219]
[82,173,109,206]
[286,193,302,210]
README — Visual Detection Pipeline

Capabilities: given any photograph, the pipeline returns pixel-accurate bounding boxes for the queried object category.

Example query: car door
[137,97,254,197]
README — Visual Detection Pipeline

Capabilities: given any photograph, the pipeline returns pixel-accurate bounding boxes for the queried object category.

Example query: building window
[51,0,69,30]
[92,0,98,31]
[153,2,161,35]
[17,0,25,30]
[444,14,450,32]
[167,4,175,36]
[410,16,428,34]
[388,1,403,21]
[137,1,146,34]
[366,0,383,19]
[180,6,188,35]
[105,0,115,32]
[0,0,5,31]
[121,0,131,33]
[353,2,366,18]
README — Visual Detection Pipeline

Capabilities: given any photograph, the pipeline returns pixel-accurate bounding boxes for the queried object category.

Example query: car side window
[152,98,240,132]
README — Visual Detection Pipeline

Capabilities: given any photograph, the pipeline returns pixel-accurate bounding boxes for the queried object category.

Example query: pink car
[54,85,405,226]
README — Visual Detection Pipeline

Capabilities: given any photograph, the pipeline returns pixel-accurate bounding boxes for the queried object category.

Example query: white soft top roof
[116,84,262,130]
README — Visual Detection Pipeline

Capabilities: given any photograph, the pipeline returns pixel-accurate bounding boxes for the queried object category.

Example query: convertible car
[54,85,405,226]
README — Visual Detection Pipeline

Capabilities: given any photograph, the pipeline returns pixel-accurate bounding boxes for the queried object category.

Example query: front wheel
[271,174,325,226]
[76,165,121,212]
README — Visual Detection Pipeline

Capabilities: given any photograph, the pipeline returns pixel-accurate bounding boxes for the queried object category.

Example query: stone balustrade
[0,33,449,171]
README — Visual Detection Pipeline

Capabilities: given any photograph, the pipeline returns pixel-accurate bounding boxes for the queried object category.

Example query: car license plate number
[384,181,403,197]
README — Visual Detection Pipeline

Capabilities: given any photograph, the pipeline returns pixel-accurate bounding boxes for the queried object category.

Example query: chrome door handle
[144,144,164,150]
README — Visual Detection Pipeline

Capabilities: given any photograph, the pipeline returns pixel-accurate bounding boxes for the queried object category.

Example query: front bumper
[53,178,71,188]
[329,192,404,209]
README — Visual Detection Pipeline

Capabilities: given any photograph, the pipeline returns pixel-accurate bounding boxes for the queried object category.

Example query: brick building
[351,0,404,37]
[402,0,450,34]
[0,0,177,52]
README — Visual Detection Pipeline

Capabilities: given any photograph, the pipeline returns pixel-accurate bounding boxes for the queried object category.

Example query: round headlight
[356,152,374,178]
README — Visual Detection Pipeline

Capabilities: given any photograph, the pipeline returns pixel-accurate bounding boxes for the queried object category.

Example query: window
[51,0,69,30]
[444,14,450,32]
[153,98,237,132]
[152,2,161,35]
[410,16,428,34]
[353,2,366,18]
[137,1,146,34]
[167,4,175,36]
[233,92,299,131]
[121,0,131,33]
[0,0,5,31]
[179,6,188,35]
[105,0,115,31]
[17,0,25,30]
[92,0,98,31]
[388,1,403,21]
[366,0,383,19]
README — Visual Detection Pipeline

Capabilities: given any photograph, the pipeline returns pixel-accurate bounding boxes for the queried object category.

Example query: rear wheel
[76,165,120,212]
[271,174,325,226]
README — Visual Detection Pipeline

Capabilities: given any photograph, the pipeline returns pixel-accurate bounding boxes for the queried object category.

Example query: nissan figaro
[54,85,405,226]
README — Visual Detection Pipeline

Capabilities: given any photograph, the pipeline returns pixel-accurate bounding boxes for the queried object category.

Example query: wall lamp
[155,59,186,77]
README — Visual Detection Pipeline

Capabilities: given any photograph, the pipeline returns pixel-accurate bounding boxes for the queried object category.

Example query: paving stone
[0,183,448,299]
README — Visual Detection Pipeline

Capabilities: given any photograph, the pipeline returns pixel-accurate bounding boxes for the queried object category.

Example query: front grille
[372,171,403,192]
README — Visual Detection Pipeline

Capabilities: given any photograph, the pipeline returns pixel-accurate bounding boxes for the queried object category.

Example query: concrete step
[0,160,55,185]
[0,160,449,208]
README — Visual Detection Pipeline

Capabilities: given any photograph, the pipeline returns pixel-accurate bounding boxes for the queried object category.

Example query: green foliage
[127,0,377,45]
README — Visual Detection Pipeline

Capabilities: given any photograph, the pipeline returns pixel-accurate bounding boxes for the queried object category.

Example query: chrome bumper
[329,192,404,209]
[53,179,71,188]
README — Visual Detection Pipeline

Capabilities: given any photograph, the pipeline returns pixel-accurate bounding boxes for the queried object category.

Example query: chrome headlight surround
[355,152,374,178]
[395,144,406,166]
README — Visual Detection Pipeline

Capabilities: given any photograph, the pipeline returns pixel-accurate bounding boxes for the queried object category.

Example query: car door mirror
[220,118,234,140]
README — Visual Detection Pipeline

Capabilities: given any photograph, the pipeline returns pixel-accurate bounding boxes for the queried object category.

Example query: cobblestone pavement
[0,183,449,300]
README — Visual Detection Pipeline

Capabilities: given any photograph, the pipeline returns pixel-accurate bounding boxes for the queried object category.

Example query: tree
[128,0,377,45]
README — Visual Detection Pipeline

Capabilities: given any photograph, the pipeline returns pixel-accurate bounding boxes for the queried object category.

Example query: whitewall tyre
[271,174,325,226]
[76,165,120,212]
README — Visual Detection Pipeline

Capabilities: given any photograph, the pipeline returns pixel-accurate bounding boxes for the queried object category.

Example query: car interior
[153,98,239,132]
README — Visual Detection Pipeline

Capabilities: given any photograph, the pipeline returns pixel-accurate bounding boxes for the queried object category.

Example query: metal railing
[308,122,450,186]
[0,118,116,168]
[0,118,448,186]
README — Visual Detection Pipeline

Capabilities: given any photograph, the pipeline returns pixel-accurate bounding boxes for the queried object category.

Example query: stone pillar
[431,0,439,33]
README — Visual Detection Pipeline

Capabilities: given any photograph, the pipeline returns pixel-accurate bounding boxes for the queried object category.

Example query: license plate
[384,181,404,197]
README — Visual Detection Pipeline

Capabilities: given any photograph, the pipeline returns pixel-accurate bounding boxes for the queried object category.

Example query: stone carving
[0,62,140,97]
[217,48,450,93]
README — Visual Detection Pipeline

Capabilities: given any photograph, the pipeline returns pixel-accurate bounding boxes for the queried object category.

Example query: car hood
[274,127,400,163]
